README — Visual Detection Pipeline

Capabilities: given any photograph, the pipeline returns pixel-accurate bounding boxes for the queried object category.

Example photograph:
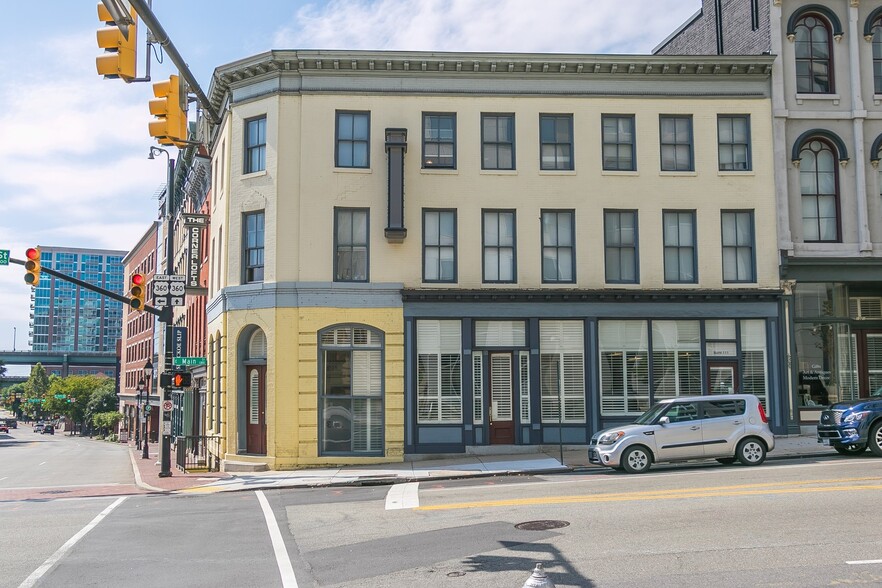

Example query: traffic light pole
[158,154,176,478]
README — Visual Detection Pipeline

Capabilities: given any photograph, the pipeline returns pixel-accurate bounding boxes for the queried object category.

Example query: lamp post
[135,378,144,450]
[149,145,175,478]
[142,359,154,459]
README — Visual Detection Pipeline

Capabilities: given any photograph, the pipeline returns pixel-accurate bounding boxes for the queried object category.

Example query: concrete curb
[128,448,167,493]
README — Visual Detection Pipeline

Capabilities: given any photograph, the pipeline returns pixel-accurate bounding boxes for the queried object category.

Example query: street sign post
[172,356,206,367]
[0,250,8,266]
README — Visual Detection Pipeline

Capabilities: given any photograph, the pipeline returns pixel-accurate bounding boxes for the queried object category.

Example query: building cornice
[401,288,782,304]
[209,50,775,113]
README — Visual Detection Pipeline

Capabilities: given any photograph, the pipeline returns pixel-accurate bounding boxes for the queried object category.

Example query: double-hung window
[336,111,370,168]
[334,208,369,282]
[604,210,638,284]
[481,114,515,170]
[539,114,574,170]
[423,113,456,168]
[541,210,575,283]
[721,211,756,282]
[602,115,636,171]
[663,211,697,283]
[243,211,265,283]
[483,210,516,283]
[244,116,266,174]
[718,115,751,171]
[660,115,693,171]
[423,209,456,282]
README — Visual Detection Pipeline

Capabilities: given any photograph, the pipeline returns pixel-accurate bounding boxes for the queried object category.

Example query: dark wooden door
[246,366,266,455]
[489,353,515,444]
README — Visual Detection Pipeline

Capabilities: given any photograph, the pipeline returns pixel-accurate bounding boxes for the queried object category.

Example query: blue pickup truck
[817,387,882,456]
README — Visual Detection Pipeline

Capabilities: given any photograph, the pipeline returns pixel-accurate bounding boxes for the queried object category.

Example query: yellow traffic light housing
[96,3,138,82]
[24,247,41,287]
[129,272,146,311]
[149,75,188,145]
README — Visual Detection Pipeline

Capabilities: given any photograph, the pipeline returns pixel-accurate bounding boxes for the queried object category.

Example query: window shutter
[352,350,382,396]
[519,351,530,423]
[562,353,585,422]
[473,353,484,424]
[249,330,267,359]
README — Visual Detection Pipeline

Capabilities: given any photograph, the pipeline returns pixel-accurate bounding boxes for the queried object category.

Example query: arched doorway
[242,329,267,455]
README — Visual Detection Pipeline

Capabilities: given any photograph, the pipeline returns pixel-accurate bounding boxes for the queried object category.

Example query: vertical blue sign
[172,327,188,358]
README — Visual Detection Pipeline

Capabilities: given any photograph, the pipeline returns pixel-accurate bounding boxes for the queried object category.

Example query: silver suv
[588,394,775,474]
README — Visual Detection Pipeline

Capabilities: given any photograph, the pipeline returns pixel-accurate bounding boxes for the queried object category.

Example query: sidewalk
[129,434,839,495]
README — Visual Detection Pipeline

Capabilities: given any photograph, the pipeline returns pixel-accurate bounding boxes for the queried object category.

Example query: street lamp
[135,378,144,450]
[142,359,154,459]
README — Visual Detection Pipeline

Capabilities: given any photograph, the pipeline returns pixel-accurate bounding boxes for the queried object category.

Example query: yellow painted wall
[213,306,403,470]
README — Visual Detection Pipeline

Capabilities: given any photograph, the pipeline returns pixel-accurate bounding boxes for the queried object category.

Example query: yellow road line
[415,477,882,511]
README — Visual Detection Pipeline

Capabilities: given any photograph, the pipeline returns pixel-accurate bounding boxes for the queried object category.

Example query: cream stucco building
[203,50,784,470]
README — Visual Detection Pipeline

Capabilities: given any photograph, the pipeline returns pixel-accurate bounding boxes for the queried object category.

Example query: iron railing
[174,435,220,472]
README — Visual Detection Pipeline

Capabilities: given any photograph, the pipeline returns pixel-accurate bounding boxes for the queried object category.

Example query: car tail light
[758,401,768,424]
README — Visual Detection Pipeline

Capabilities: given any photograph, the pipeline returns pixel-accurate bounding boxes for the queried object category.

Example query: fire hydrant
[522,563,556,588]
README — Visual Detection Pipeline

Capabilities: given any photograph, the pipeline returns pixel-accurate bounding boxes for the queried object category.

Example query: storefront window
[651,320,701,399]
[599,321,649,415]
[795,322,857,407]
[794,283,848,318]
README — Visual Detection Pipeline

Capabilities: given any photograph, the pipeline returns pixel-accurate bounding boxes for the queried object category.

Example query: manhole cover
[515,520,570,531]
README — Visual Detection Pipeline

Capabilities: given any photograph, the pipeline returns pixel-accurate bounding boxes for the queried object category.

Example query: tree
[23,363,50,419]
[85,377,118,427]
[92,411,123,437]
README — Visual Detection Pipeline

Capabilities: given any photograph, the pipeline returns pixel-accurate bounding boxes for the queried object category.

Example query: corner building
[205,50,784,470]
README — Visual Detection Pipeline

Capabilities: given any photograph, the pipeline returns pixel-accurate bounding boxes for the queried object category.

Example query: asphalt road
[2,428,881,588]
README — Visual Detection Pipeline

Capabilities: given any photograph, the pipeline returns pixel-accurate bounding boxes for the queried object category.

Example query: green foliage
[22,363,50,418]
[92,411,122,436]
[0,360,6,379]
[86,379,118,424]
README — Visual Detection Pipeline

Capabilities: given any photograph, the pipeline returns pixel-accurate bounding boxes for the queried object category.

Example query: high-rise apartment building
[29,246,126,354]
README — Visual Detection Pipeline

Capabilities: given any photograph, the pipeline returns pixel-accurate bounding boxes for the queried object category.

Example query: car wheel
[834,443,867,456]
[715,457,736,465]
[621,446,652,474]
[869,422,882,457]
[736,438,766,466]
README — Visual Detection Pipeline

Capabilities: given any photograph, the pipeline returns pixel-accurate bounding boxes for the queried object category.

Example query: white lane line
[39,462,46,466]
[0,477,7,482]
[385,482,420,510]
[847,559,882,565]
[255,490,299,588]
[18,496,127,588]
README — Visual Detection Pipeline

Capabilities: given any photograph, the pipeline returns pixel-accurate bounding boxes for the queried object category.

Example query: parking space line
[385,482,420,510]
[255,490,299,588]
[18,496,127,588]
[847,559,882,565]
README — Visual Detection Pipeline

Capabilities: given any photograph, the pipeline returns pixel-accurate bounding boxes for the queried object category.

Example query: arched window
[794,14,833,93]
[872,16,882,93]
[799,139,840,242]
[318,325,384,456]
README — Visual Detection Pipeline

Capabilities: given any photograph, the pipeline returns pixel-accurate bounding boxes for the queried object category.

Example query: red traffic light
[24,247,41,287]
[26,247,39,261]
[132,273,144,286]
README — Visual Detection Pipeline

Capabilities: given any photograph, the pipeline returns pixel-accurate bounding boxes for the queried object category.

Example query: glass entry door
[707,361,738,395]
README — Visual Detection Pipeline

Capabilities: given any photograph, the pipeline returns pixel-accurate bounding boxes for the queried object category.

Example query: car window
[702,399,745,418]
[663,402,700,423]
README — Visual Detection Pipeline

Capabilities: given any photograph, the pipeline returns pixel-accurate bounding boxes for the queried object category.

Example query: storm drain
[515,520,570,531]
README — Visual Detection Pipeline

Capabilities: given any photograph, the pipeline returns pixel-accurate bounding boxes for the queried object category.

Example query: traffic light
[160,372,192,388]
[149,74,188,145]
[24,247,41,287]
[96,2,138,82]
[129,272,146,310]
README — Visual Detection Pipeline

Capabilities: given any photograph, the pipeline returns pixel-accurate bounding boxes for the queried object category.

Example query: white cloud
[276,0,697,54]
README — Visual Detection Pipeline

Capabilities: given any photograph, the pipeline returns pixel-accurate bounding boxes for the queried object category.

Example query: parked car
[588,394,775,474]
[33,421,45,433]
[5,418,16,429]
[816,387,882,456]
[41,424,55,435]
[0,423,8,434]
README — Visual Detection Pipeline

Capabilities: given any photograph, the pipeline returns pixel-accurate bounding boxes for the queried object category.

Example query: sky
[0,0,701,373]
